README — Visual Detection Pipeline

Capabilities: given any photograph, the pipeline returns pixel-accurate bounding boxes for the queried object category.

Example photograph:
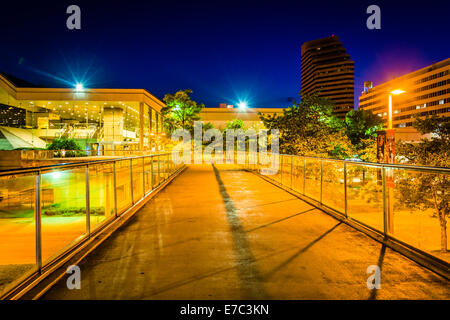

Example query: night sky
[1,0,449,108]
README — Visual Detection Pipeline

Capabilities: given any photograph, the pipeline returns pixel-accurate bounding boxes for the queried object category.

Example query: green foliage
[259,93,352,158]
[344,109,383,145]
[47,138,82,151]
[396,116,449,252]
[202,122,215,131]
[398,116,450,167]
[47,138,85,157]
[226,119,245,130]
[42,203,105,216]
[161,89,204,134]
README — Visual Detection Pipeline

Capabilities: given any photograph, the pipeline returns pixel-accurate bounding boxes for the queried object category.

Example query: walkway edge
[2,166,187,300]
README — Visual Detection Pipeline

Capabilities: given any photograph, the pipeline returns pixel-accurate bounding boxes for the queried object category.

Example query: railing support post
[142,157,146,197]
[113,161,118,217]
[382,167,388,236]
[303,157,306,195]
[320,159,323,204]
[85,165,91,236]
[280,155,283,185]
[130,159,134,204]
[34,172,42,273]
[344,162,348,217]
[157,156,160,185]
[151,156,154,188]
[290,156,293,189]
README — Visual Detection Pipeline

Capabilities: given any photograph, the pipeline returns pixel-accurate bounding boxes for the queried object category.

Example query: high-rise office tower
[301,35,355,118]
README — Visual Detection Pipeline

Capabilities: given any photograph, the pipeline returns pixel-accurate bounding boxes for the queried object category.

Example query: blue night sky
[0,0,449,108]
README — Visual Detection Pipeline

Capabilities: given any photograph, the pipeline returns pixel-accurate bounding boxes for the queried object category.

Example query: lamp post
[380,89,405,235]
[388,89,406,130]
[385,89,405,164]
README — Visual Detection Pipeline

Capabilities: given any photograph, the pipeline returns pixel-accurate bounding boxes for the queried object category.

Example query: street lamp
[384,89,405,235]
[377,89,406,165]
[388,89,406,129]
[237,101,248,110]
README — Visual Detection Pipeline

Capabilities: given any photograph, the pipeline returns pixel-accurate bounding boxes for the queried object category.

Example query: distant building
[359,58,450,132]
[0,73,165,152]
[200,107,285,130]
[301,35,355,118]
[219,103,234,109]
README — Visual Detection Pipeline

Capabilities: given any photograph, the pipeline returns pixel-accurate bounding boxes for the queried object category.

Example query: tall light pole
[380,89,405,235]
[379,89,406,164]
[388,89,406,131]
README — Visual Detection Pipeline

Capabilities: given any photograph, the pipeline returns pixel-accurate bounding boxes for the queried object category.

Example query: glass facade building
[0,73,165,153]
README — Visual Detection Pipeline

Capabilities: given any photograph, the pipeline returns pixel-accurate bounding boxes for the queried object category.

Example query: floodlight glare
[75,83,84,91]
[390,89,405,95]
[238,101,248,109]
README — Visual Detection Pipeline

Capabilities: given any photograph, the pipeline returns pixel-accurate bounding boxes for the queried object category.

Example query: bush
[47,138,82,151]
[47,138,85,157]
[42,203,105,216]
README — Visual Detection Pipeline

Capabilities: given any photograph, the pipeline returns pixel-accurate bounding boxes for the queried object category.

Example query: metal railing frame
[242,152,450,277]
[0,152,183,297]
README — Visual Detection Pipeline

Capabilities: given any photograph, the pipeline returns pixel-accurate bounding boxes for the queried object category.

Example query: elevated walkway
[41,165,449,299]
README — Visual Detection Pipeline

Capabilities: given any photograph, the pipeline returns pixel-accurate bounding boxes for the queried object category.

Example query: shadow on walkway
[247,208,316,233]
[213,165,268,299]
[368,244,386,300]
[263,222,342,280]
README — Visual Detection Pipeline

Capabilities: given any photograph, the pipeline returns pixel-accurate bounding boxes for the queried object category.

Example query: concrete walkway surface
[43,165,450,300]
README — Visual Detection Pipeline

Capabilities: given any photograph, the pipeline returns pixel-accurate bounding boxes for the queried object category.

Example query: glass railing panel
[0,173,36,295]
[89,163,115,230]
[144,156,153,193]
[292,157,304,194]
[132,158,144,203]
[115,160,132,214]
[40,167,86,262]
[346,164,383,232]
[152,156,160,187]
[391,168,449,262]
[163,155,169,180]
[270,154,281,183]
[304,158,321,201]
[322,160,345,213]
[280,155,292,188]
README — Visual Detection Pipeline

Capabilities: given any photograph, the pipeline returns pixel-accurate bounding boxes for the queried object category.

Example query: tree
[202,122,214,132]
[396,116,449,252]
[344,109,383,145]
[259,93,352,158]
[161,89,204,134]
[344,109,383,161]
[226,119,245,130]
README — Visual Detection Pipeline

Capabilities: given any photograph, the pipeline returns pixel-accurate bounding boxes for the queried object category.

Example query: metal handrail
[276,153,450,173]
[0,152,172,176]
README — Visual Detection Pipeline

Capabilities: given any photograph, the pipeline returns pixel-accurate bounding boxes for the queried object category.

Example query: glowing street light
[388,89,406,129]
[390,89,406,95]
[75,83,84,91]
[238,101,248,110]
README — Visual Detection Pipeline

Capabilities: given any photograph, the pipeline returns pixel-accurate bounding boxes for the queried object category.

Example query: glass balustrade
[0,153,182,297]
